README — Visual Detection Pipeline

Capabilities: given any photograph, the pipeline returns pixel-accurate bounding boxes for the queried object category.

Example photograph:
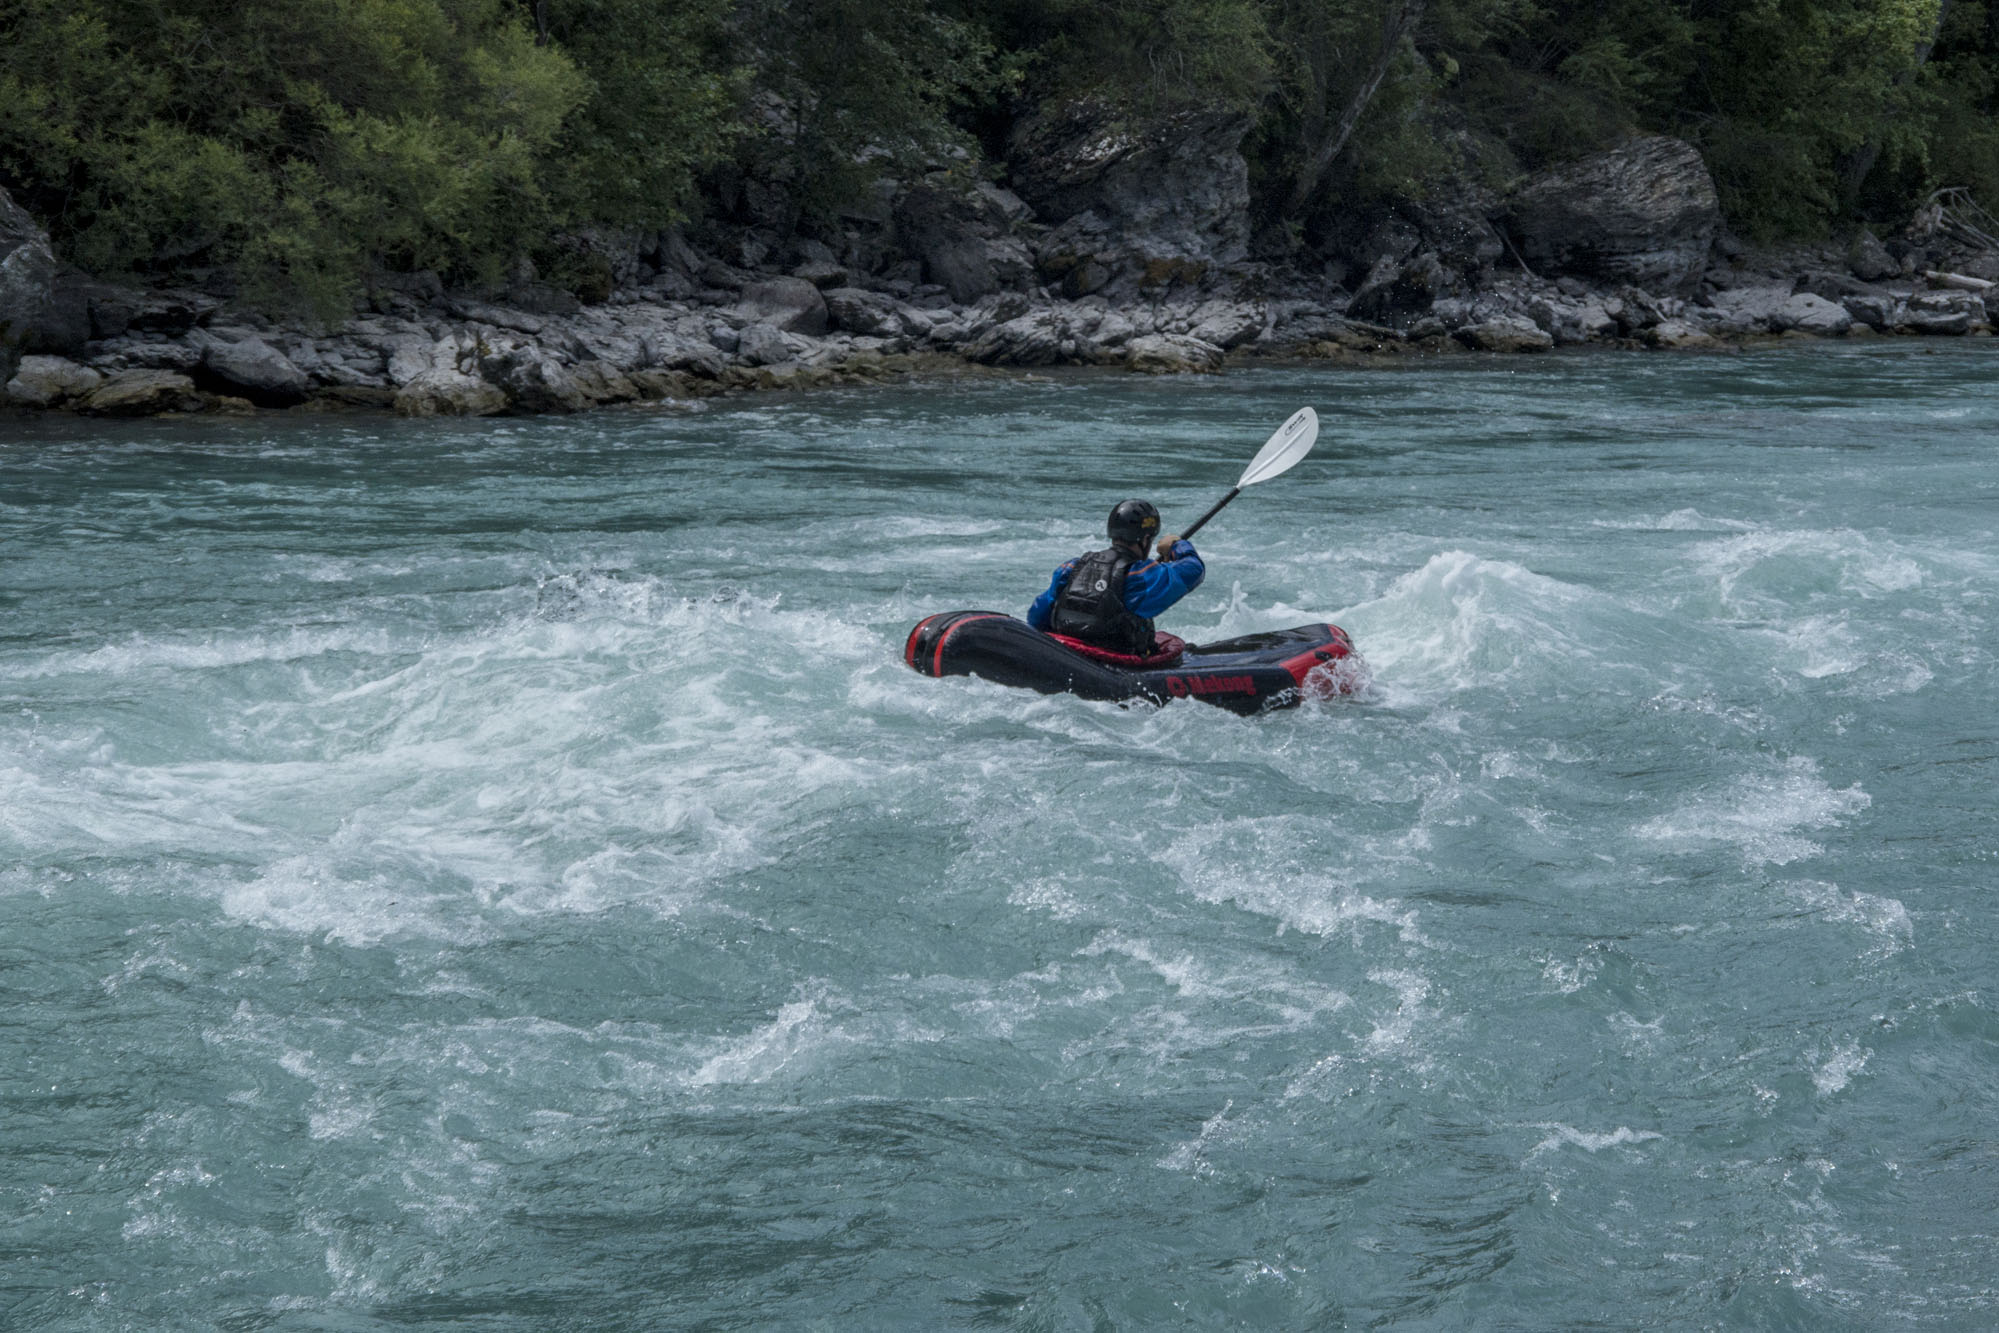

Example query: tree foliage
[1,0,1995,309]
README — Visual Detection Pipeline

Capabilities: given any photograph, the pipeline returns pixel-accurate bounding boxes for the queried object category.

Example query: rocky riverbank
[6,123,1997,421]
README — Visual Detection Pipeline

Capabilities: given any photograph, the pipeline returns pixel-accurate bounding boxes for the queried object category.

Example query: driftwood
[1924,269,1996,292]
[1911,187,1999,251]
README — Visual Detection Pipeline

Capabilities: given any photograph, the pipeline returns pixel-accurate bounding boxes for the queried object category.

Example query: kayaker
[1027,499,1205,655]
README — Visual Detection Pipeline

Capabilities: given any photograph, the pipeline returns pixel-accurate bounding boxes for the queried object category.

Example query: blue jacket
[1027,540,1205,630]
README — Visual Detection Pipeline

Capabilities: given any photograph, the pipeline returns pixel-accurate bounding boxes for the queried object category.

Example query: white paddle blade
[1237,406,1318,487]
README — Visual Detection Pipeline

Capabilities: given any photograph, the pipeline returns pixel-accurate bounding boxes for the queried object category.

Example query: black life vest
[1048,547,1157,654]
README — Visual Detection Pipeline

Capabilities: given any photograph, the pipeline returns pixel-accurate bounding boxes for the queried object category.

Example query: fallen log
[1924,269,1996,292]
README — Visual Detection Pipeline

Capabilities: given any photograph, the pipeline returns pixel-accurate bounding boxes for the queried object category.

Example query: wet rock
[479,345,592,412]
[80,369,205,416]
[1527,298,1617,345]
[1841,292,1901,331]
[1093,309,1139,348]
[823,287,930,339]
[649,334,728,379]
[1504,135,1721,293]
[1124,332,1225,373]
[1778,292,1853,336]
[736,321,797,366]
[1704,285,1794,333]
[567,361,639,404]
[1609,286,1671,333]
[737,277,828,336]
[1454,316,1553,352]
[381,334,460,386]
[961,309,1073,366]
[1187,300,1264,350]
[1643,320,1720,349]
[394,368,506,417]
[199,334,312,405]
[1901,289,1984,334]
[5,354,101,407]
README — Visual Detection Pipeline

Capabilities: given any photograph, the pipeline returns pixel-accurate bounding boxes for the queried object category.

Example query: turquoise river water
[2,346,1996,1330]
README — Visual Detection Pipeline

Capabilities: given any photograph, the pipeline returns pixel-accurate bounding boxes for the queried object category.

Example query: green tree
[0,0,585,312]
[536,0,741,227]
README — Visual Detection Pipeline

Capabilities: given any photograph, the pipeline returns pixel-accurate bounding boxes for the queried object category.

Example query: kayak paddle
[1177,406,1319,542]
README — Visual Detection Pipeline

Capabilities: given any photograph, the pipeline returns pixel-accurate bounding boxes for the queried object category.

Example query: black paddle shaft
[1177,487,1240,543]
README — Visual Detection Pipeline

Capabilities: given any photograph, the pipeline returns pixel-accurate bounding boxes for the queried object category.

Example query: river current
[3,346,1995,1329]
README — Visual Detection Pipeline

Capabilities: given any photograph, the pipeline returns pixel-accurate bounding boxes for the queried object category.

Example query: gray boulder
[478,345,592,412]
[1901,289,1984,334]
[1778,292,1853,336]
[80,370,205,416]
[1527,297,1618,344]
[736,322,796,366]
[1,186,56,384]
[1643,320,1720,349]
[822,287,929,338]
[1841,292,1901,330]
[1454,317,1553,352]
[647,333,728,379]
[394,368,506,417]
[1505,136,1721,293]
[737,277,828,336]
[1125,332,1225,373]
[5,354,101,407]
[200,334,312,405]
[1186,300,1265,350]
[961,309,1075,366]
[1849,231,1898,282]
[1705,285,1794,333]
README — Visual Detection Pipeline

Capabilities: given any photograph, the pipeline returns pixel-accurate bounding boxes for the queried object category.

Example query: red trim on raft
[1280,624,1353,689]
[931,613,1008,677]
[904,615,941,670]
[1047,632,1186,668]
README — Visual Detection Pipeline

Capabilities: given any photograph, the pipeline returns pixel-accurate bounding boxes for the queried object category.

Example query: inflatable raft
[904,612,1360,715]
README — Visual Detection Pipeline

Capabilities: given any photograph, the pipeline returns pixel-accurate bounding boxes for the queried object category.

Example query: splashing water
[3,347,1996,1327]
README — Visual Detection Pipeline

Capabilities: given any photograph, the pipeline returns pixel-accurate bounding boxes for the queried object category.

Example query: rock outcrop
[736,278,828,336]
[1010,102,1251,296]
[198,333,313,405]
[1,186,57,385]
[1124,333,1225,374]
[1505,136,1721,293]
[1454,316,1553,352]
[80,369,206,416]
[891,182,1035,304]
[5,355,102,407]
[1346,252,1458,326]
[393,368,506,417]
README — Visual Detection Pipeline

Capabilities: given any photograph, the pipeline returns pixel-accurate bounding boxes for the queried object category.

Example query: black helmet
[1107,499,1161,548]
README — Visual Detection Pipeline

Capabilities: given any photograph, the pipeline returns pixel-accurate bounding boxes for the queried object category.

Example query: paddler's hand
[1154,534,1184,560]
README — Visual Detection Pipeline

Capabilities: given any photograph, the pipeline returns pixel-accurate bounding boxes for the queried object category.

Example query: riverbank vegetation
[3,0,1995,308]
